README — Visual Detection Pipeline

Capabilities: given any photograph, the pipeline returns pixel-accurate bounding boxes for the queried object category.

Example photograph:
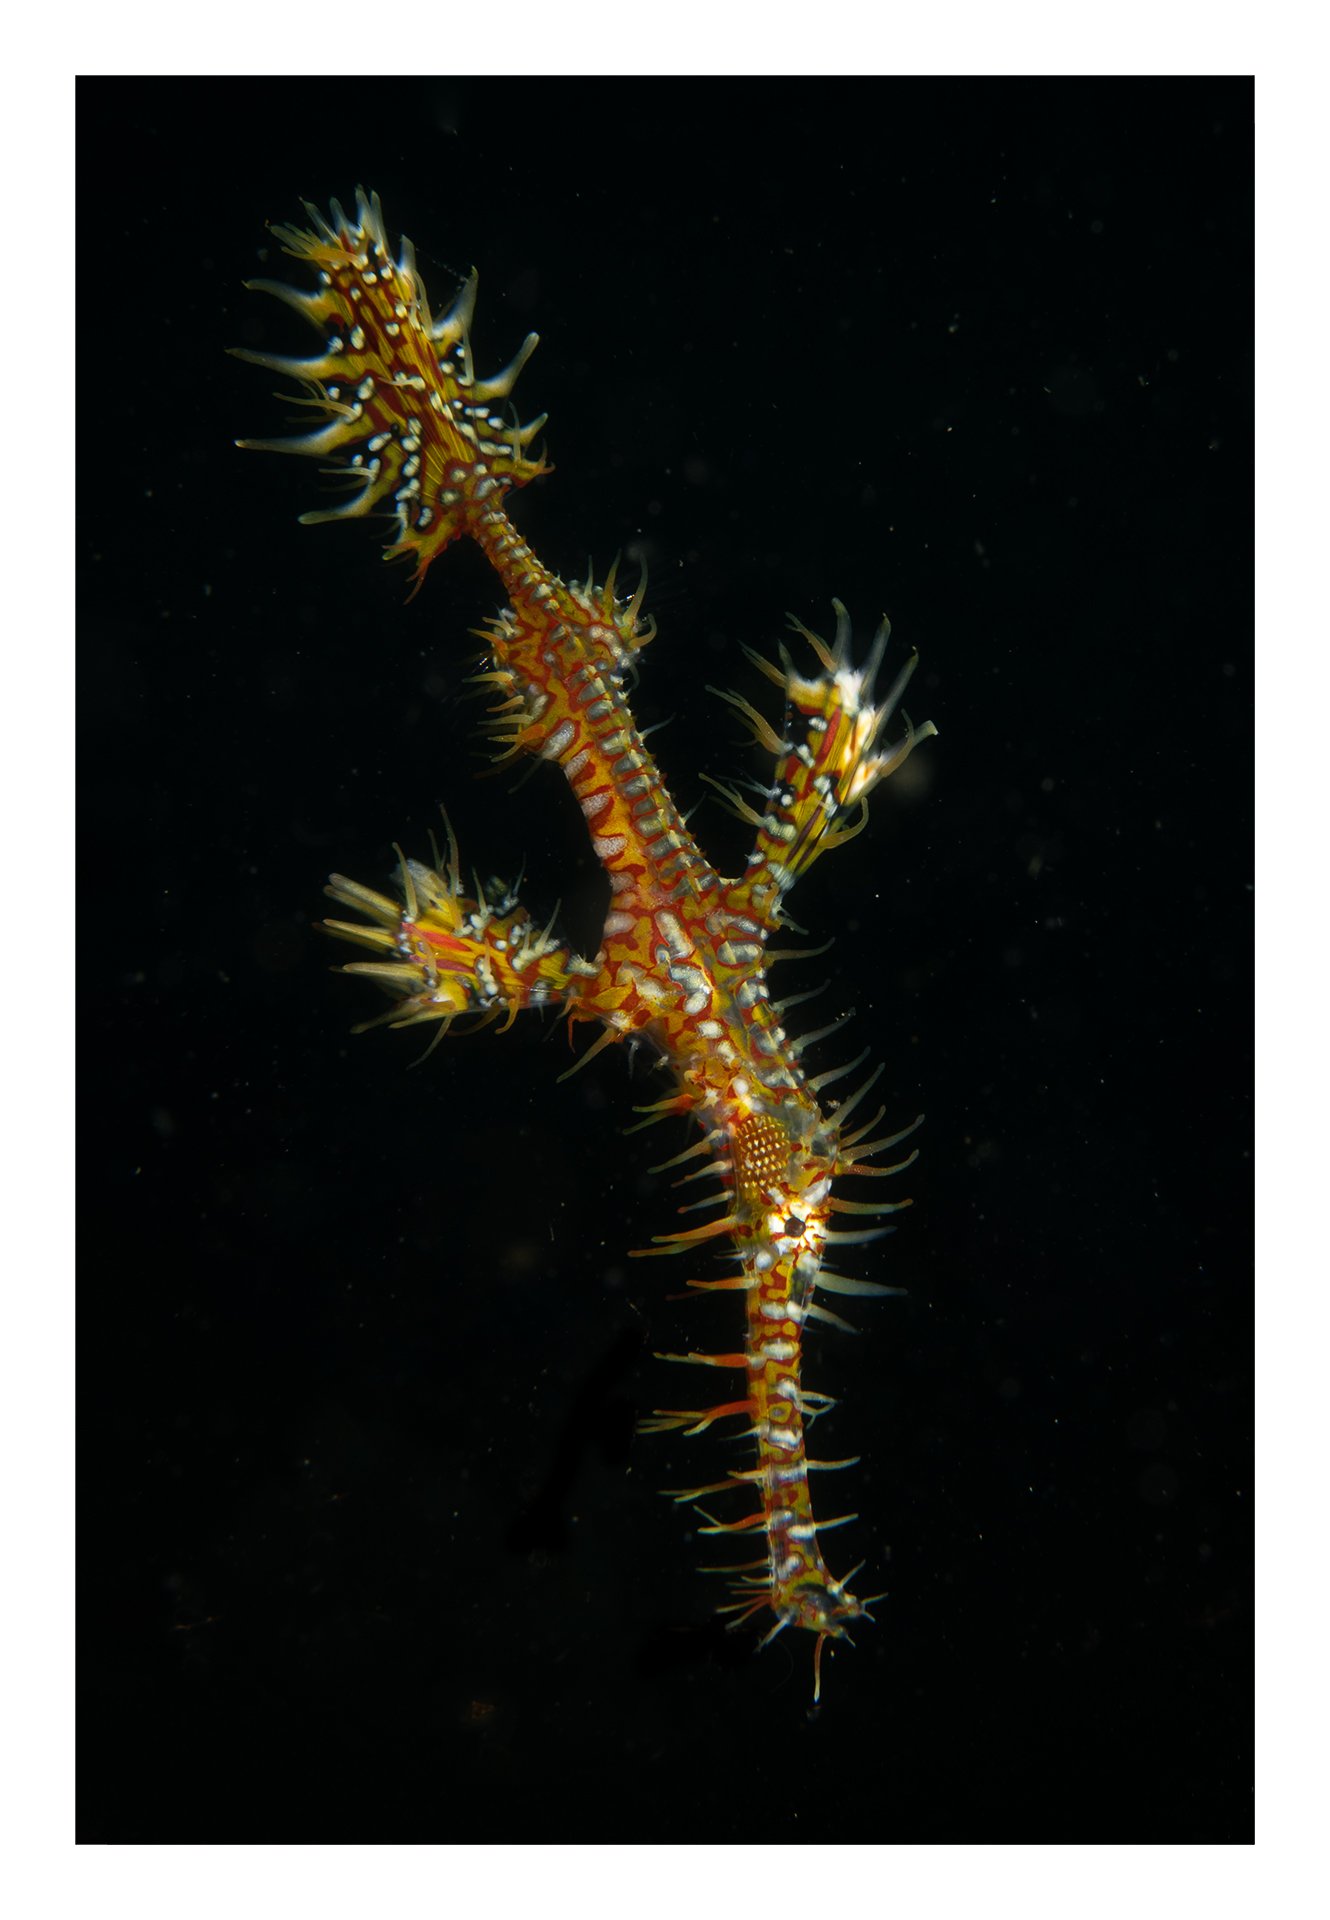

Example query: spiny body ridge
[237,190,936,1702]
